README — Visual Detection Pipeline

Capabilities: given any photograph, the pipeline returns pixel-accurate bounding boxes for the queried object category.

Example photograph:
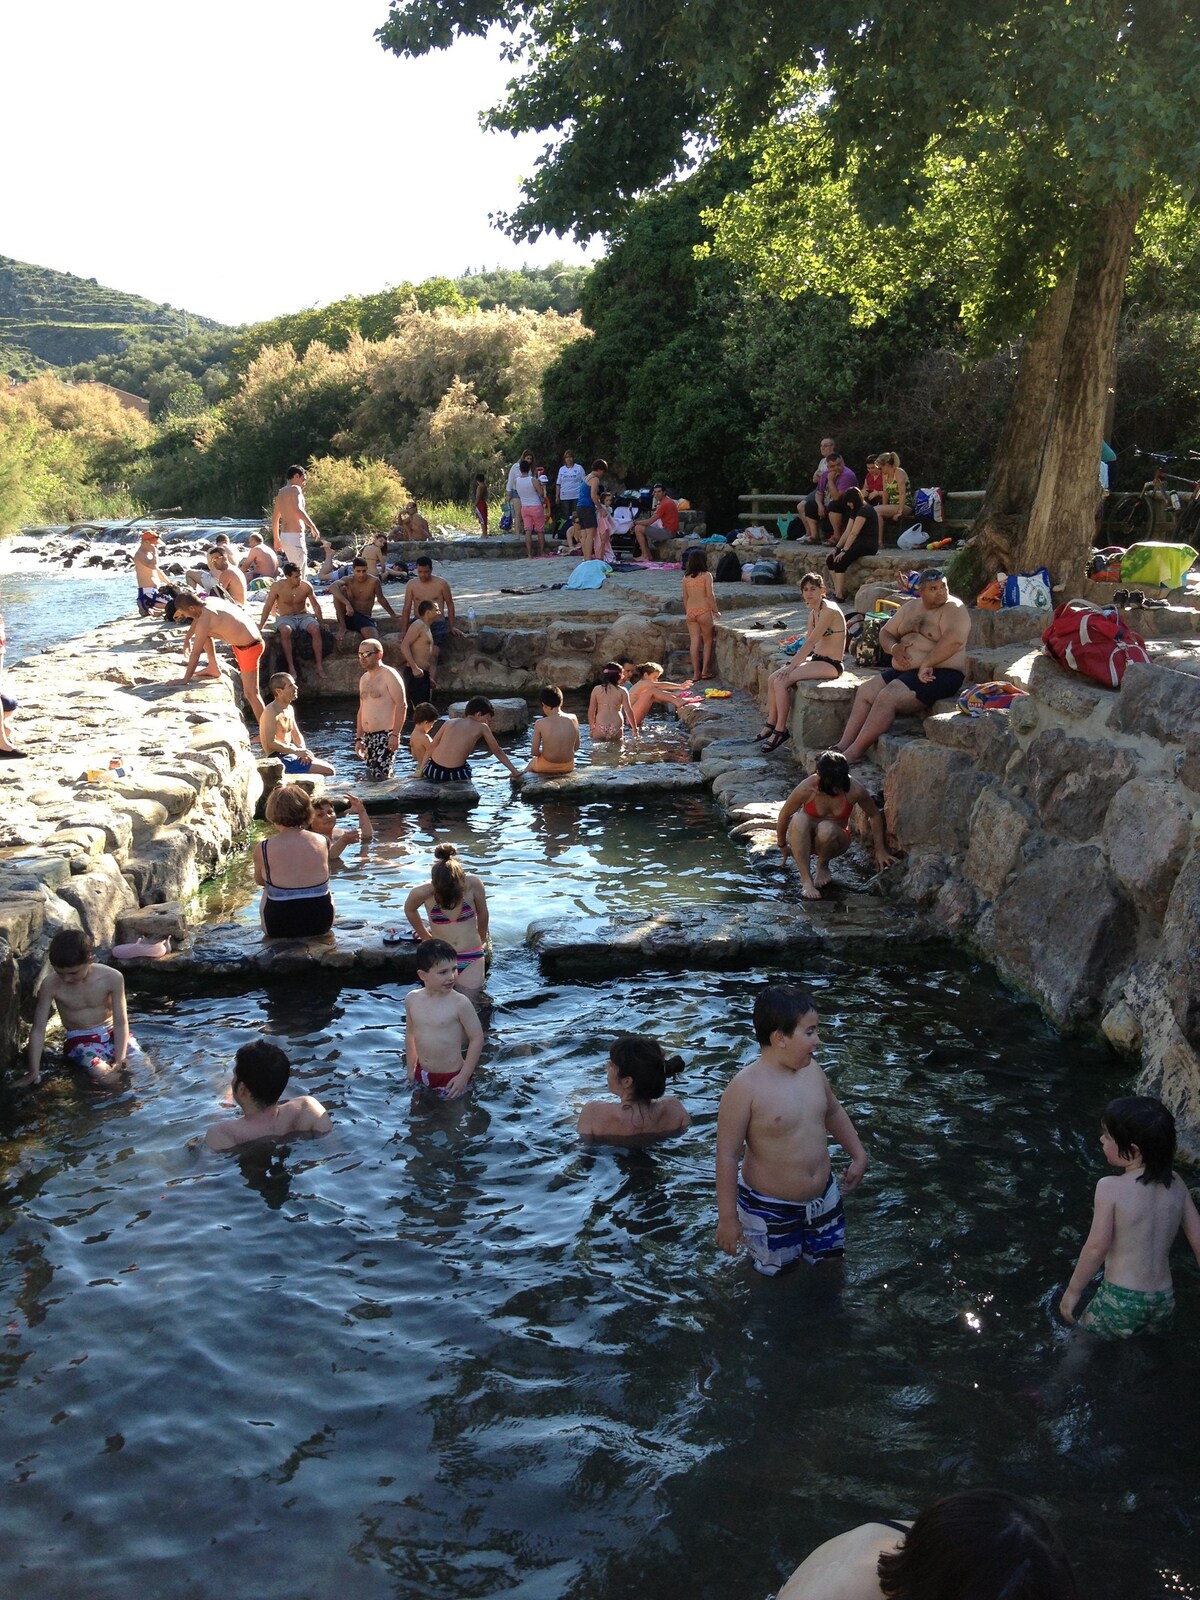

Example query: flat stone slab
[355,777,481,811]
[527,903,937,975]
[115,917,429,991]
[519,761,706,801]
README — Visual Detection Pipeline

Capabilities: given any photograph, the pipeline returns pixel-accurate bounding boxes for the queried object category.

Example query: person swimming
[577,1034,690,1141]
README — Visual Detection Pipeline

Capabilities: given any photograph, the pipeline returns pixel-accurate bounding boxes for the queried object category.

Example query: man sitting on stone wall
[835,571,971,764]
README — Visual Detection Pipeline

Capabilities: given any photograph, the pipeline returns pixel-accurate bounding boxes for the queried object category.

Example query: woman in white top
[511,460,548,558]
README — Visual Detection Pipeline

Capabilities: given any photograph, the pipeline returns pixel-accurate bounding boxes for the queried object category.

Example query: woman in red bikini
[775,750,894,900]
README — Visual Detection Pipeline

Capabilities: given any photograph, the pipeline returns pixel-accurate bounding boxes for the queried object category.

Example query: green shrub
[300,455,407,538]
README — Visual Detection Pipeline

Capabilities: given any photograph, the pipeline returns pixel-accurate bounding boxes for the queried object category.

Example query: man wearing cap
[633,483,680,560]
[133,529,166,617]
[836,571,971,763]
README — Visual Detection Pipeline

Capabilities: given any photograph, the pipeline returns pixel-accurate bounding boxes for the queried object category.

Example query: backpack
[1041,601,1151,689]
[956,680,1029,716]
[913,487,944,522]
[853,611,890,667]
[750,559,783,585]
[714,549,743,583]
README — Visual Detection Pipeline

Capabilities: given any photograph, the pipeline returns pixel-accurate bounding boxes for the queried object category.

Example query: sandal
[762,730,789,753]
[754,727,774,742]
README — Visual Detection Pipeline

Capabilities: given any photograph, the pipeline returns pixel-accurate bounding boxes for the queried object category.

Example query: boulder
[1102,778,1193,923]
[598,614,667,665]
[0,893,47,956]
[1026,654,1111,720]
[536,655,594,690]
[57,855,139,947]
[546,622,597,655]
[108,773,198,821]
[963,786,1034,899]
[1026,728,1138,840]
[988,841,1133,1025]
[121,828,201,903]
[448,697,529,734]
[924,709,1017,775]
[1159,840,1200,1043]
[521,763,706,802]
[884,744,990,853]
[115,901,191,944]
[1111,660,1200,745]
[498,630,548,670]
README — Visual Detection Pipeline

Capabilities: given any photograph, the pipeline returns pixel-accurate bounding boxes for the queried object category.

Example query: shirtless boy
[133,529,166,616]
[1060,1095,1200,1338]
[259,561,326,680]
[171,589,266,719]
[399,557,459,674]
[331,557,398,645]
[408,702,443,767]
[19,928,135,1087]
[716,984,868,1276]
[525,684,580,775]
[400,600,438,701]
[259,672,336,775]
[404,938,485,1100]
[204,1040,331,1150]
[271,465,320,572]
[418,697,522,784]
[836,571,971,763]
[240,532,279,584]
[354,638,408,782]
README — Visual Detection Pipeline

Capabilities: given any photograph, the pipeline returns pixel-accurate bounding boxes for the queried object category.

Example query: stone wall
[0,615,261,1074]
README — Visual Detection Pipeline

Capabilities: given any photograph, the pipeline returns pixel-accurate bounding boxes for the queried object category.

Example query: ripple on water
[2,945,1198,1594]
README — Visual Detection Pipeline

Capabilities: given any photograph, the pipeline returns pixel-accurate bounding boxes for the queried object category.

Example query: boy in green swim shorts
[1060,1095,1200,1339]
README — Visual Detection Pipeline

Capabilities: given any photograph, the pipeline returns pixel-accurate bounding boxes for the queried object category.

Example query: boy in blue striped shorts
[716,984,868,1276]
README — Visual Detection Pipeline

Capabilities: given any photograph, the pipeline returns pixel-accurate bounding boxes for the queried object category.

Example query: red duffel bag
[1041,601,1150,688]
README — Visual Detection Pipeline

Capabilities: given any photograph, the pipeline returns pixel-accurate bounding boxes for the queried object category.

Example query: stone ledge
[520,763,706,801]
[527,903,938,976]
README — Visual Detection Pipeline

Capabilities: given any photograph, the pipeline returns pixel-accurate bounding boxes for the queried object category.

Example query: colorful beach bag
[1041,601,1150,689]
[1002,566,1052,610]
[956,680,1029,717]
[1118,542,1198,589]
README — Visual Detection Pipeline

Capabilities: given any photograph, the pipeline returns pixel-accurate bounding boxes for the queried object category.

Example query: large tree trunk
[1023,190,1144,589]
[972,267,1077,576]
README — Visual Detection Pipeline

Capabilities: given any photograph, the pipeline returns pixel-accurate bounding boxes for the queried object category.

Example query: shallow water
[0,562,132,663]
[205,700,779,937]
[1,950,1196,1600]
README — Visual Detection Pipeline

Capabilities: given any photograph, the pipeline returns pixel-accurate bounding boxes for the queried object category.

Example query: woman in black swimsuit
[253,784,335,939]
[759,572,848,752]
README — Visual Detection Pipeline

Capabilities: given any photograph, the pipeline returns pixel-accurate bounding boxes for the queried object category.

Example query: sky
[1,0,594,327]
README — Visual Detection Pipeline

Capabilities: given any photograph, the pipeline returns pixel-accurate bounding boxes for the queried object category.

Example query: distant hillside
[0,255,225,377]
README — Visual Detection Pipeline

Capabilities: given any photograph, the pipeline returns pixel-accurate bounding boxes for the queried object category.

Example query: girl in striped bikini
[403,844,490,994]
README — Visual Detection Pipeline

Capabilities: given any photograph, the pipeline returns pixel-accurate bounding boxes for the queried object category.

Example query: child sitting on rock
[1060,1095,1200,1338]
[205,1040,332,1150]
[408,702,443,768]
[577,1034,690,1141]
[19,928,138,1087]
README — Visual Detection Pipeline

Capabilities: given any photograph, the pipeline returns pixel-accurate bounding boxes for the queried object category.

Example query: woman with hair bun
[775,749,894,900]
[587,662,638,744]
[577,1034,690,1141]
[402,843,490,993]
[777,1488,1079,1600]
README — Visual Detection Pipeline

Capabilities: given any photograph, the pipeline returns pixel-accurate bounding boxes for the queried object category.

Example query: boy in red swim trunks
[17,928,137,1087]
[404,939,484,1100]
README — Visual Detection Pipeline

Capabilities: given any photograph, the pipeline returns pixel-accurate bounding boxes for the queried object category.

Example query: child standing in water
[405,938,484,1099]
[205,1040,332,1150]
[716,984,867,1275]
[587,662,638,744]
[19,929,137,1087]
[578,1035,690,1140]
[682,548,720,680]
[1060,1095,1200,1338]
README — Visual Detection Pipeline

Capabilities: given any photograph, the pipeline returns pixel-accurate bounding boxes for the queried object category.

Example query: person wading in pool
[835,571,970,764]
[169,589,267,720]
[354,638,407,782]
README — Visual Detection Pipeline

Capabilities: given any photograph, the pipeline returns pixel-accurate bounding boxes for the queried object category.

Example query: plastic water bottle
[467,607,477,635]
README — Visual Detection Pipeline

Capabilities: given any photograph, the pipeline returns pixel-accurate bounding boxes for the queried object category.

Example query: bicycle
[1100,451,1200,545]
